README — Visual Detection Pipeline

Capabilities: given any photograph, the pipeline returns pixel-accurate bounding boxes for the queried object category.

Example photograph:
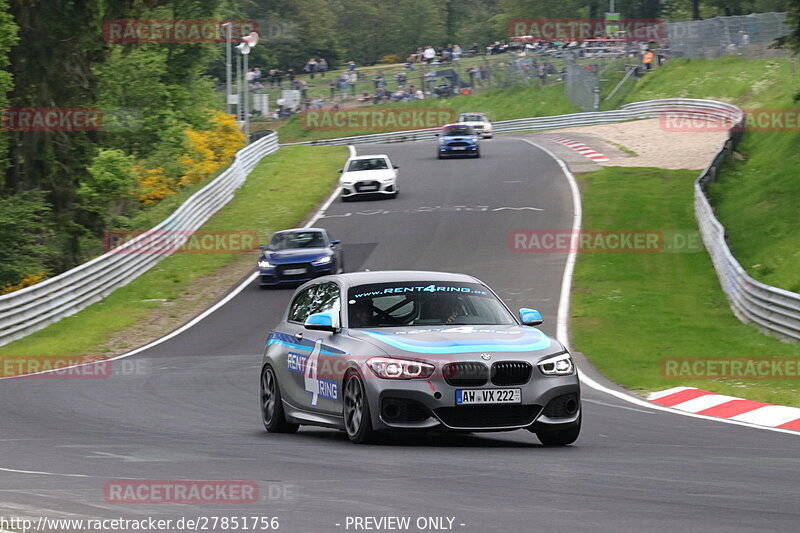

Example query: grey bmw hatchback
[260,271,581,445]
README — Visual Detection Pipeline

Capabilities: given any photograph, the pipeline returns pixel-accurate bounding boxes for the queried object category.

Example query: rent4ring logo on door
[286,340,338,405]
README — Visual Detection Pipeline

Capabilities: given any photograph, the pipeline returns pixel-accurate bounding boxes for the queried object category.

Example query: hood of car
[348,325,558,357]
[341,169,393,181]
[264,247,330,263]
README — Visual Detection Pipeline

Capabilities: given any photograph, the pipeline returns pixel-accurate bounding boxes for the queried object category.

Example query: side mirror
[258,244,269,252]
[434,133,439,137]
[338,168,344,173]
[304,312,339,332]
[330,239,341,246]
[519,308,543,326]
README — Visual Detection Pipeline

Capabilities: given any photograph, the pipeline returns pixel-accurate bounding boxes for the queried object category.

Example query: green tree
[77,149,138,235]
[0,0,18,175]
[0,191,53,287]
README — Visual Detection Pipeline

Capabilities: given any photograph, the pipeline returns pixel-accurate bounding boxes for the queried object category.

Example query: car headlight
[258,260,273,269]
[537,353,574,375]
[312,255,332,266]
[367,357,435,379]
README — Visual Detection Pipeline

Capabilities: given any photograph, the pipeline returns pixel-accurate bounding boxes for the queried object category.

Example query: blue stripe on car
[360,330,551,353]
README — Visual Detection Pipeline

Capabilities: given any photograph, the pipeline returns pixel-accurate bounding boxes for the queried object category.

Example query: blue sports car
[260,270,581,445]
[258,228,344,288]
[437,124,480,159]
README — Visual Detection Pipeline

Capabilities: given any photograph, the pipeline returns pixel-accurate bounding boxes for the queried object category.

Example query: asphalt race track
[1,137,798,532]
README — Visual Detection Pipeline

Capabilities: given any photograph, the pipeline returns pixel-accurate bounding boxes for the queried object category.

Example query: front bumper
[259,263,335,286]
[438,144,479,157]
[341,180,396,198]
[360,369,580,432]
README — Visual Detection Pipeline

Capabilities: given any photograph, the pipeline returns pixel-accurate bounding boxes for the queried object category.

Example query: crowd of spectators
[249,38,664,120]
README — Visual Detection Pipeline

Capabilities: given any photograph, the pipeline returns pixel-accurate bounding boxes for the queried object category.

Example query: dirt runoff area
[559,117,730,170]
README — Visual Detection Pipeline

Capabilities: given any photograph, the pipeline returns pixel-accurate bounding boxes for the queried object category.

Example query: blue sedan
[258,228,344,288]
[437,124,480,159]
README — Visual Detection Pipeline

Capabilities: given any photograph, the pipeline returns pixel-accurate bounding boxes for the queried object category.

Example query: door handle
[294,332,304,341]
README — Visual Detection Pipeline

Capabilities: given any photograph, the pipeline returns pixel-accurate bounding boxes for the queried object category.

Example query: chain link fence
[564,51,600,111]
[665,12,791,59]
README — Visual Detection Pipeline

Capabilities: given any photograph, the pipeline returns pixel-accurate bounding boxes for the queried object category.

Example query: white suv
[457,113,493,138]
[338,154,398,200]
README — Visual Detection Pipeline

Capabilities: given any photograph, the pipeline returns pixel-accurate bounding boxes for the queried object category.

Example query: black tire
[534,415,581,446]
[341,195,352,202]
[437,153,443,159]
[343,372,375,444]
[337,258,345,274]
[474,149,481,158]
[261,366,299,433]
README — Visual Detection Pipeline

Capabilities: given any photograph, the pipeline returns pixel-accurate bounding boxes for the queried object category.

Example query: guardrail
[289,98,800,341]
[285,98,742,145]
[695,135,800,342]
[0,133,280,347]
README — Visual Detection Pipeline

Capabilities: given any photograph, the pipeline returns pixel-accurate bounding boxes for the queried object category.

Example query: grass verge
[623,56,800,292]
[571,166,800,406]
[0,145,346,364]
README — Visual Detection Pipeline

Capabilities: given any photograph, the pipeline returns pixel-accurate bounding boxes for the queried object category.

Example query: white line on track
[0,467,88,478]
[520,138,797,436]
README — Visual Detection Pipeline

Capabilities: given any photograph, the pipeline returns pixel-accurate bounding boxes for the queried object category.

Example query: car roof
[459,113,487,118]
[310,270,482,290]
[443,123,474,128]
[347,154,390,160]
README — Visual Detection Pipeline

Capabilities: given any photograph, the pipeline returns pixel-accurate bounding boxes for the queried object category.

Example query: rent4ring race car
[260,271,581,445]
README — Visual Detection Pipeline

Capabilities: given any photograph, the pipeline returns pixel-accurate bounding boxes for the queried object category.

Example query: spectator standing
[329,79,337,99]
[479,65,490,87]
[643,50,654,71]
[452,44,462,60]
[300,79,308,101]
[347,70,358,96]
[305,57,318,79]
[318,58,328,77]
[275,68,284,89]
[423,45,436,63]
[347,60,357,72]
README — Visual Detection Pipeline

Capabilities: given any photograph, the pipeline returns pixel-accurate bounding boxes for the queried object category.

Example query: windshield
[460,115,486,122]
[443,126,475,136]
[270,231,326,250]
[347,281,516,328]
[346,158,389,171]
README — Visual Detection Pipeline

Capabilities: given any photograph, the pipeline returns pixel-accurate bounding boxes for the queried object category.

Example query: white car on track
[338,154,398,201]
[457,112,493,138]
